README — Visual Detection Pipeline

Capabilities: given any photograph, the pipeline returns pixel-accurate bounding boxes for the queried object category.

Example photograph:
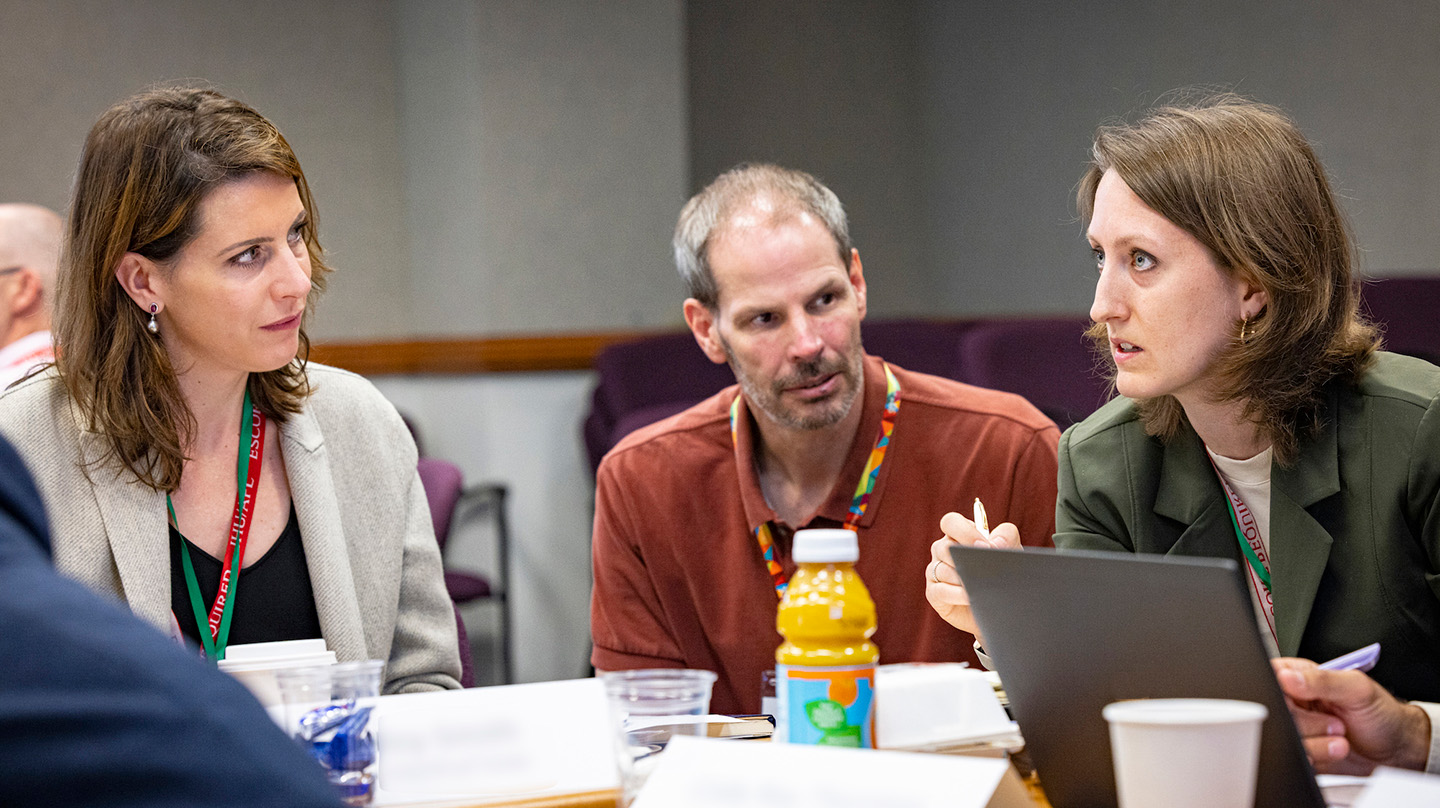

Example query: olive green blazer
[1057,351,1440,702]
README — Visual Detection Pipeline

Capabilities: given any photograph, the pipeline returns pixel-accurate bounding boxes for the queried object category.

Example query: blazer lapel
[1154,426,1237,560]
[280,407,369,661]
[1269,394,1341,657]
[78,423,172,629]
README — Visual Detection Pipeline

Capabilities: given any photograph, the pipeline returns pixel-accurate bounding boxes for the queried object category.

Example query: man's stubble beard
[721,328,865,432]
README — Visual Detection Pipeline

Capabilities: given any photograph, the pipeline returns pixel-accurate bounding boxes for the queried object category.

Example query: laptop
[948,544,1325,808]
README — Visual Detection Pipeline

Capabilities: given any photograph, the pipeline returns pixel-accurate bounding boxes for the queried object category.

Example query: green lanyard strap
[168,390,261,663]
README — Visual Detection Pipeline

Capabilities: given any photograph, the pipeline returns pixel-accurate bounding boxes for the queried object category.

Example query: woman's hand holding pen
[926,499,1024,641]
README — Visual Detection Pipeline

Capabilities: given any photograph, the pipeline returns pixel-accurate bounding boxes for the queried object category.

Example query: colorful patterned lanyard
[730,363,901,597]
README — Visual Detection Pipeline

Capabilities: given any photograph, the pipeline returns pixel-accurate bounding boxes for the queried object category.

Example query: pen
[1317,642,1380,672]
[973,498,989,538]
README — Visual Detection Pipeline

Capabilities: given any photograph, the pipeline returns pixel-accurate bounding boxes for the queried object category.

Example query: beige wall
[0,0,415,337]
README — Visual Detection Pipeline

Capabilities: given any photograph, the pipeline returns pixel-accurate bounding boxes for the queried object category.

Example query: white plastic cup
[1103,698,1268,808]
[600,669,717,807]
[276,660,385,806]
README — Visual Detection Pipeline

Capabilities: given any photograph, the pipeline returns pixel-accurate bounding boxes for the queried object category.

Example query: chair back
[958,317,1111,430]
[417,457,464,550]
[1362,276,1440,364]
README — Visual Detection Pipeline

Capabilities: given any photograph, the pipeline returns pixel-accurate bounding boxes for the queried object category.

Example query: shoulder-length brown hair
[1077,94,1377,464]
[56,85,332,491]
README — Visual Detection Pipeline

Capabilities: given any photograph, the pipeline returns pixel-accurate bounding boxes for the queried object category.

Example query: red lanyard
[732,364,901,597]
[168,391,266,662]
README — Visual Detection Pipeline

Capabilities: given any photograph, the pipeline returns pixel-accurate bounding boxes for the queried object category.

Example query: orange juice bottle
[775,528,878,747]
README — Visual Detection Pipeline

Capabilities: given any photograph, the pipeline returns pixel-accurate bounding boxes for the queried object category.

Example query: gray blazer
[0,363,461,694]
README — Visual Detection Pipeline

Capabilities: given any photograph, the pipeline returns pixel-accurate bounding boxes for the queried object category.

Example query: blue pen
[1317,642,1380,672]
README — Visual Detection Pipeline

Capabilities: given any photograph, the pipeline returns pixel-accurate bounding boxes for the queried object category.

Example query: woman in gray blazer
[926,95,1440,774]
[0,85,460,694]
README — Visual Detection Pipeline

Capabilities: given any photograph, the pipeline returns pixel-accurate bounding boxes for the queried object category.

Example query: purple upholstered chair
[417,457,512,685]
[857,319,972,382]
[1362,276,1440,364]
[957,317,1112,430]
[582,332,736,474]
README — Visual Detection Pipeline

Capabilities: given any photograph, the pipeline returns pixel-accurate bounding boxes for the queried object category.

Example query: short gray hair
[673,164,852,308]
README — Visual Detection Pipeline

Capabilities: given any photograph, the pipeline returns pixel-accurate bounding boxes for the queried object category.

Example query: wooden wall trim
[309,330,682,376]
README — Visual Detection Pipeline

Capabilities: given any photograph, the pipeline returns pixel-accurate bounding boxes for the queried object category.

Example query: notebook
[947,544,1324,808]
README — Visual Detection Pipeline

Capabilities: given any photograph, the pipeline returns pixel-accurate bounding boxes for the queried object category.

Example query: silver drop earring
[147,303,159,334]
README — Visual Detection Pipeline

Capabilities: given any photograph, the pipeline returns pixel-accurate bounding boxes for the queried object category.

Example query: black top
[169,503,323,653]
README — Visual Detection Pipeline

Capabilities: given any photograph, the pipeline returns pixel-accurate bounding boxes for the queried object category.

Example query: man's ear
[848,249,867,321]
[114,252,164,312]
[683,298,729,365]
[7,268,44,318]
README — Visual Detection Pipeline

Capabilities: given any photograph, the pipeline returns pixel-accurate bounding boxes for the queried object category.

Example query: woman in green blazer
[926,95,1440,774]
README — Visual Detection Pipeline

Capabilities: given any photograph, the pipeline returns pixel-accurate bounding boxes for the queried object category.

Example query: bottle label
[774,663,875,748]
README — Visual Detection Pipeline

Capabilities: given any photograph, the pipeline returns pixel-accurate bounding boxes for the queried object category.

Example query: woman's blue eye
[289,220,307,244]
[1133,252,1156,271]
[1092,248,1105,271]
[234,246,262,265]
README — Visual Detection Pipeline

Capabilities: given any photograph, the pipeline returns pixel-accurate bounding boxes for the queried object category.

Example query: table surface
[385,769,1055,808]
[366,684,1054,808]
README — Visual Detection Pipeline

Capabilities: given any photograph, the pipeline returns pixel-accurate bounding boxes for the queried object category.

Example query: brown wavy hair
[56,85,331,490]
[1077,94,1377,465]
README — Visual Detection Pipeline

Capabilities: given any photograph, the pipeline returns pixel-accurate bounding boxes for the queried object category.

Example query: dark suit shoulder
[1354,351,1440,411]
[1062,394,1142,450]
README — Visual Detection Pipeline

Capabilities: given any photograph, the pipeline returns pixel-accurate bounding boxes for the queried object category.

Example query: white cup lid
[1103,698,1269,726]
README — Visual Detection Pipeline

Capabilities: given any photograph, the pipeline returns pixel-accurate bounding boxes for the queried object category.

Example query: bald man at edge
[0,204,61,388]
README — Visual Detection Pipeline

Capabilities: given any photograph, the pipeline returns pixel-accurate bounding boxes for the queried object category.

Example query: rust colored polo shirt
[590,355,1059,714]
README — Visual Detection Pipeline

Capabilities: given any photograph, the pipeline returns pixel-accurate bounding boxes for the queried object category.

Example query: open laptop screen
[948,544,1324,808]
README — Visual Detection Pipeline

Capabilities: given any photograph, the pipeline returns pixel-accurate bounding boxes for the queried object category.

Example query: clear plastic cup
[276,660,385,806]
[601,669,717,807]
[1103,698,1268,808]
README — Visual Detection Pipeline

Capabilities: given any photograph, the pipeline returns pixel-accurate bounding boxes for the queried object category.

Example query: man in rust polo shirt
[590,164,1059,715]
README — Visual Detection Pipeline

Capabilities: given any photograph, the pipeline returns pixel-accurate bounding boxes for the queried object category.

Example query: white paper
[630,735,1031,808]
[373,678,618,806]
[1353,766,1440,808]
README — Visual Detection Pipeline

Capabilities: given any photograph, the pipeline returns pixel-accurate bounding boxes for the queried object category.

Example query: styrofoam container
[875,663,1016,750]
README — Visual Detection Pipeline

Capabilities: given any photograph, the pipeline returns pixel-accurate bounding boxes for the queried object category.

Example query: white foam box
[875,663,1017,751]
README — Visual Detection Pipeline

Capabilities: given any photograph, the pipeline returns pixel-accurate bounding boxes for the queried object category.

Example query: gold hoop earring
[1240,316,1253,344]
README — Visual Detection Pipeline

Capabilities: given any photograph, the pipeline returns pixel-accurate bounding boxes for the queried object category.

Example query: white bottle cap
[792,529,859,563]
